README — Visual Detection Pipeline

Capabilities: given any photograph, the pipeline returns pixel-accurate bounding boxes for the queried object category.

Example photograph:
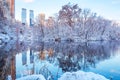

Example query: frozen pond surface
[0,41,120,80]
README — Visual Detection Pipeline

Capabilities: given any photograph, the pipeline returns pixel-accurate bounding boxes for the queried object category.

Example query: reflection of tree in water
[39,65,54,80]
[0,41,28,79]
[0,53,15,80]
[57,42,108,72]
[0,54,8,80]
[35,41,120,73]
[58,55,81,72]
[1,40,120,80]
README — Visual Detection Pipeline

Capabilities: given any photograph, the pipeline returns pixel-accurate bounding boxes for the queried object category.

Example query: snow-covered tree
[58,3,81,27]
[35,15,45,38]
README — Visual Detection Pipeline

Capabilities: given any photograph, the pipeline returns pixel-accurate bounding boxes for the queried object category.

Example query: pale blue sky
[15,0,120,21]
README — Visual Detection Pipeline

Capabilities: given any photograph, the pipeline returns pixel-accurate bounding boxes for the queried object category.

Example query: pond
[0,41,120,80]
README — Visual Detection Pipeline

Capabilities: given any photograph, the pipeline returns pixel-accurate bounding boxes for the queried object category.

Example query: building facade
[7,0,15,18]
[29,10,34,27]
[21,8,27,25]
[39,13,45,26]
[0,0,15,19]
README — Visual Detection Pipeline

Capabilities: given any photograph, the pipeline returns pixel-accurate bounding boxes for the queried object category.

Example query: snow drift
[16,75,46,80]
[58,71,108,80]
[15,71,108,80]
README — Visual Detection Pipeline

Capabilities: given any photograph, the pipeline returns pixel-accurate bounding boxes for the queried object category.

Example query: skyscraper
[39,13,45,26]
[21,8,27,25]
[0,0,15,19]
[29,10,34,27]
[6,0,15,18]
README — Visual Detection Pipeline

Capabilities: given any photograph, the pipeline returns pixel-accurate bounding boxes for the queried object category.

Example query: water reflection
[0,41,120,80]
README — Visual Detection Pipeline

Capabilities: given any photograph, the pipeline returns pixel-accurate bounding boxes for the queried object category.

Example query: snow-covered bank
[16,75,46,80]
[58,71,108,80]
[15,71,108,80]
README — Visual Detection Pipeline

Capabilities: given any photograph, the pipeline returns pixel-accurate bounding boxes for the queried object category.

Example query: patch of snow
[58,71,108,80]
[16,74,46,80]
[0,34,10,42]
[7,75,12,80]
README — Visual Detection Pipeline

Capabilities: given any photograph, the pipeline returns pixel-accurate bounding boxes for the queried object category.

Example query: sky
[15,0,120,22]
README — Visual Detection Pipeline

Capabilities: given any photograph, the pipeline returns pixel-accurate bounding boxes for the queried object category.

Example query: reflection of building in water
[10,56,16,80]
[39,51,45,60]
[22,51,27,65]
[16,49,35,78]
[30,49,34,63]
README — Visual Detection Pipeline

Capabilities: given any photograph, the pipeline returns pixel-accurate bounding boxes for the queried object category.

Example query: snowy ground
[58,71,108,80]
[15,71,108,80]
[16,74,46,80]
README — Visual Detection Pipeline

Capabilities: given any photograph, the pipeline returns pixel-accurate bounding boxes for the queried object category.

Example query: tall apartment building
[0,0,15,19]
[6,0,15,18]
[21,8,27,25]
[39,13,45,26]
[29,10,34,27]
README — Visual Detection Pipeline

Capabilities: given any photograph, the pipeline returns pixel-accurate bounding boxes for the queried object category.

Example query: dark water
[0,41,120,80]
